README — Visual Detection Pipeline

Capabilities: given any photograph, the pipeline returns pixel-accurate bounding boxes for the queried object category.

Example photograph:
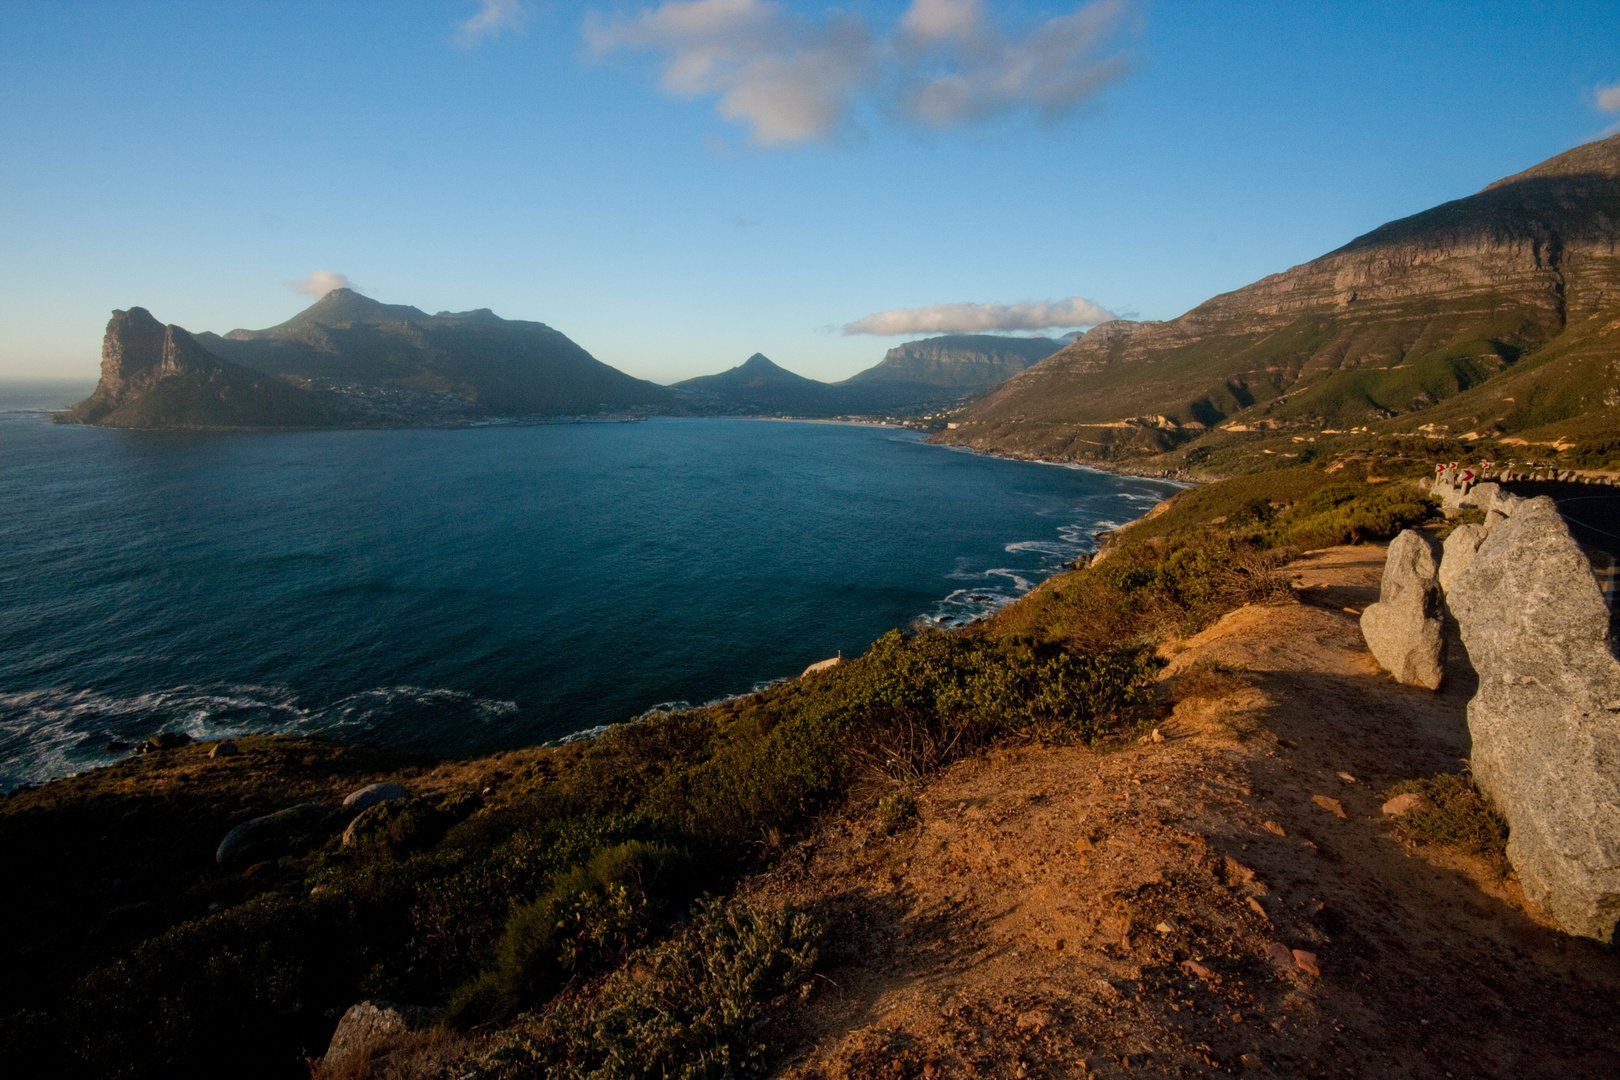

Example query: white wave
[0,683,518,791]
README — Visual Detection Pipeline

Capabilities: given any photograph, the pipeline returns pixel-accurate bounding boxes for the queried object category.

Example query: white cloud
[1598,82,1620,112]
[586,0,1131,145]
[843,297,1116,335]
[287,271,357,299]
[456,0,525,46]
[586,0,874,145]
[899,0,1131,127]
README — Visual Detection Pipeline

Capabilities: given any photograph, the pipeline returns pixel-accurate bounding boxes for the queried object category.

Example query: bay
[0,380,1178,789]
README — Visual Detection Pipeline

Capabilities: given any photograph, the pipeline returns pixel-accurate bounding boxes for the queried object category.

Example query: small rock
[1312,795,1347,818]
[1246,896,1269,920]
[1262,820,1286,836]
[1291,949,1321,977]
[1092,979,1120,1000]
[1336,771,1356,783]
[1015,1007,1054,1031]
[1381,792,1436,816]
[1265,942,1296,970]
[1155,918,1178,933]
[143,731,192,753]
[209,740,238,759]
[1151,728,1165,743]
[1181,959,1214,979]
[342,782,408,812]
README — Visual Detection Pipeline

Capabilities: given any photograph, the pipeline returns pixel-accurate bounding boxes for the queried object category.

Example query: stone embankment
[1362,479,1620,942]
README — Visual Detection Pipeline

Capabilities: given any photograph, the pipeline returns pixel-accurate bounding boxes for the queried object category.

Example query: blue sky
[2,0,1617,383]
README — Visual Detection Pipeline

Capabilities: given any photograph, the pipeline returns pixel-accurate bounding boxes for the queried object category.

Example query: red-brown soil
[745,547,1620,1079]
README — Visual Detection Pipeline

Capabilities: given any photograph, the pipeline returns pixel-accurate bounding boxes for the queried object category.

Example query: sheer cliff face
[90,308,237,409]
[938,134,1620,462]
[61,308,342,429]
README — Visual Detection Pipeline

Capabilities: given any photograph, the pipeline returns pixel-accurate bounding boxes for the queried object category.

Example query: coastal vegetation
[0,456,1444,1078]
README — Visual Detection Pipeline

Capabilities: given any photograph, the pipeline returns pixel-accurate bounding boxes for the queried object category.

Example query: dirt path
[747,546,1620,1079]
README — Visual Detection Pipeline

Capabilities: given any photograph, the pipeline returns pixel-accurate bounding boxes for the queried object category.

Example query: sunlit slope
[937,132,1620,462]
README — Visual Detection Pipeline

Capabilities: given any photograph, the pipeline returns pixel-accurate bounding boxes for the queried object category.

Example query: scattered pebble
[1181,959,1214,979]
[1155,918,1179,933]
[1336,771,1357,783]
[1381,792,1435,816]
[209,740,238,759]
[1312,794,1347,818]
[1292,949,1321,977]
[1266,941,1297,969]
[1262,820,1286,836]
[1247,896,1269,920]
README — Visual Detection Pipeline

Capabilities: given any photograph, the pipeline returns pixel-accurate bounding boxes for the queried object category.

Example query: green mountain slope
[59,308,345,429]
[198,289,672,417]
[936,132,1620,463]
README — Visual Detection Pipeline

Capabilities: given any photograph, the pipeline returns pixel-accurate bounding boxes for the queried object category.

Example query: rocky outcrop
[1447,497,1620,942]
[216,803,328,865]
[319,1000,436,1074]
[59,307,343,429]
[1438,524,1486,593]
[1359,530,1446,689]
[342,782,408,812]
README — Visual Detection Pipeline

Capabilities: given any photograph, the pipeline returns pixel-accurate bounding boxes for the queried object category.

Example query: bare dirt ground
[747,546,1620,1079]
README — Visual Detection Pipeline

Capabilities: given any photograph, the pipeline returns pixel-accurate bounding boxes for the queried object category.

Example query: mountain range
[673,335,1057,416]
[935,132,1620,466]
[60,292,1057,428]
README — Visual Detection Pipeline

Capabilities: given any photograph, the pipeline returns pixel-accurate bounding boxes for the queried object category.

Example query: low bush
[1384,773,1510,876]
[472,897,819,1080]
[1262,482,1437,550]
[449,841,698,1025]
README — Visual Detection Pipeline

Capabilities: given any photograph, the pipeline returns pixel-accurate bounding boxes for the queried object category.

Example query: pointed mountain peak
[740,353,778,369]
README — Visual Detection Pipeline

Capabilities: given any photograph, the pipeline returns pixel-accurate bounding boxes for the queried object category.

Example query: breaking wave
[0,684,518,791]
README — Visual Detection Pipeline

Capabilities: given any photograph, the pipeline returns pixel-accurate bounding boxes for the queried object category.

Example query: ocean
[0,380,1180,790]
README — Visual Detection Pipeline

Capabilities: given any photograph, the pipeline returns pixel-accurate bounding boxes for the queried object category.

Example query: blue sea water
[0,380,1180,790]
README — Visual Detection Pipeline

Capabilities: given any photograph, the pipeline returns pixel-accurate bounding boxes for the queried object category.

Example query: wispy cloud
[1598,82,1620,113]
[843,297,1116,335]
[586,0,874,145]
[287,271,357,299]
[456,0,526,47]
[586,0,1132,145]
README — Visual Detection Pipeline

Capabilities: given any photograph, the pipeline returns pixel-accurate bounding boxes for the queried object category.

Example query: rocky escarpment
[935,132,1620,462]
[59,307,344,429]
[842,334,1059,390]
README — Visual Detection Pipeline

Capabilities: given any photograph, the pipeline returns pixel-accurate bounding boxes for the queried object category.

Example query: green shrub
[1264,483,1438,549]
[875,789,918,833]
[1385,773,1510,876]
[450,841,698,1025]
[473,897,819,1080]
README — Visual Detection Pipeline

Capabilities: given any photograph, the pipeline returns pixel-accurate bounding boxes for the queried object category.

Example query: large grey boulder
[1448,496,1620,942]
[320,1000,436,1073]
[1438,523,1487,594]
[1360,530,1446,689]
[215,803,328,865]
[342,782,408,812]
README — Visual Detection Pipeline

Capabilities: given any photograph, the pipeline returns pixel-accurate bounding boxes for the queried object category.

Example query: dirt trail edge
[747,546,1620,1080]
